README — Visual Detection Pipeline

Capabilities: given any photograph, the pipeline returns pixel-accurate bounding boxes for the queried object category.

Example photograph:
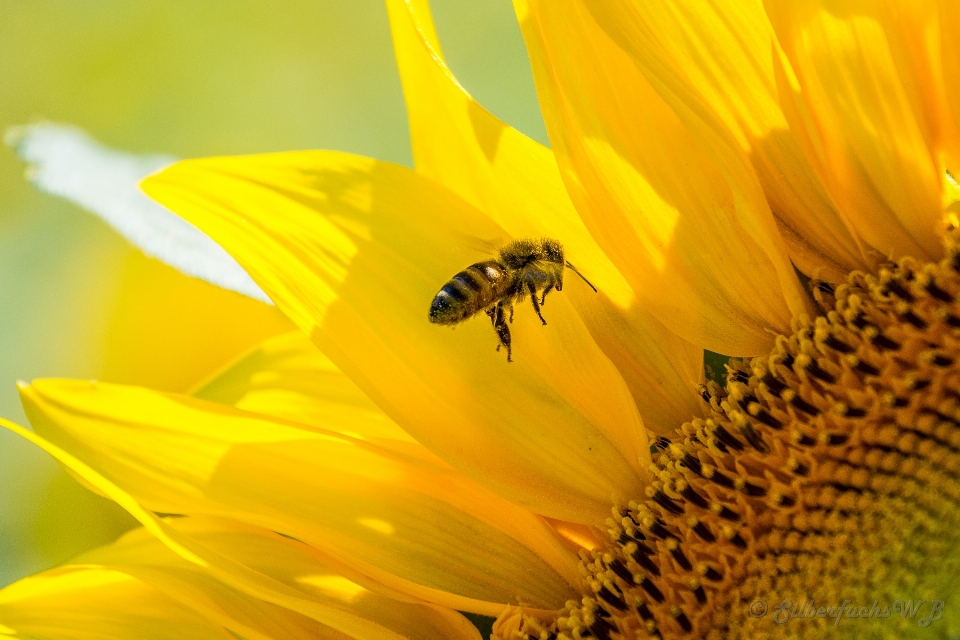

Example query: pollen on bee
[427,238,597,362]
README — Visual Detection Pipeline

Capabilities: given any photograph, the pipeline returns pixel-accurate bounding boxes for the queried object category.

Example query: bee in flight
[428,237,597,362]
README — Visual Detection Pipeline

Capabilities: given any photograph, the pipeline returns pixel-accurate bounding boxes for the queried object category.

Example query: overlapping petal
[141,151,647,522]
[192,331,417,445]
[18,380,582,615]
[385,0,702,432]
[0,566,233,640]
[514,0,811,355]
[576,0,865,282]
[73,516,483,640]
[765,0,946,262]
[1,515,472,640]
[0,417,497,635]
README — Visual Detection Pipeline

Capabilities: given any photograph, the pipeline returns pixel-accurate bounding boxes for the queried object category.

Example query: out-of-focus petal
[0,567,233,640]
[4,122,268,303]
[96,250,294,395]
[141,151,647,522]
[191,331,416,444]
[514,0,810,355]
[386,0,702,431]
[765,0,945,262]
[76,516,482,640]
[577,0,865,282]
[18,381,582,615]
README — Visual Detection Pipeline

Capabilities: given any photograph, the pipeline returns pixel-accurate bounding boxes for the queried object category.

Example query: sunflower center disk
[496,232,960,640]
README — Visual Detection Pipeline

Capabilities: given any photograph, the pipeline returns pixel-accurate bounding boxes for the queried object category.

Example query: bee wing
[456,233,511,261]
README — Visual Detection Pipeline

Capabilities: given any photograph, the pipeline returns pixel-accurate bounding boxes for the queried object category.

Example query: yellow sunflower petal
[77,516,482,640]
[514,0,810,355]
[386,0,702,431]
[878,0,959,162]
[141,151,647,522]
[102,250,294,394]
[577,0,865,282]
[766,0,945,262]
[940,0,960,169]
[18,380,582,615]
[0,416,483,637]
[0,567,233,640]
[191,330,416,444]
[190,329,450,470]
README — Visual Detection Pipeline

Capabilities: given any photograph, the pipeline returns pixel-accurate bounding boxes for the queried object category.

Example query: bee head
[541,238,565,264]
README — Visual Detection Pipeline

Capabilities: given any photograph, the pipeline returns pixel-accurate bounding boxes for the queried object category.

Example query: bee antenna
[565,261,597,292]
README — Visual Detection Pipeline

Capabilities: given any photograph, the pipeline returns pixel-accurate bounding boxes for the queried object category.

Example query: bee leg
[527,281,547,325]
[539,283,554,306]
[485,307,497,326]
[492,303,513,362]
[509,305,514,323]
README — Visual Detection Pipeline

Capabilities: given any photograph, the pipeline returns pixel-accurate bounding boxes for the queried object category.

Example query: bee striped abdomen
[428,260,511,325]
[428,238,595,360]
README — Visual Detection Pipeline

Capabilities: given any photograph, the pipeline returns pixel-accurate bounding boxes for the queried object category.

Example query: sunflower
[4,0,960,638]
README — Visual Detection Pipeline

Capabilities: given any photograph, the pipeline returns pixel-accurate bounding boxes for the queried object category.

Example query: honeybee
[428,237,596,362]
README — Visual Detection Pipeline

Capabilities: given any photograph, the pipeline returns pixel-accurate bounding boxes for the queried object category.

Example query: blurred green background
[0,0,547,595]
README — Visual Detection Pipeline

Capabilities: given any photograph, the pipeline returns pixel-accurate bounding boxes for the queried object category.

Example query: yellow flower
[4,0,960,639]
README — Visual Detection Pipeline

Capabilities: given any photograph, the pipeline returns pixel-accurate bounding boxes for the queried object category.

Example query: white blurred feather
[5,122,271,303]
